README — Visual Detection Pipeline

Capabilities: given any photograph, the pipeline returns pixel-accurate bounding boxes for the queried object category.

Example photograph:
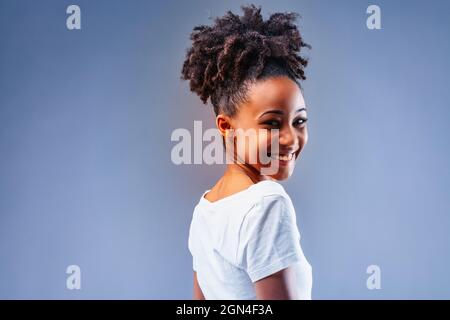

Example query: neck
[224,163,272,184]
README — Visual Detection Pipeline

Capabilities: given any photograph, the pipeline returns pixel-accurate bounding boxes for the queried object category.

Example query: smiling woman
[181,4,313,300]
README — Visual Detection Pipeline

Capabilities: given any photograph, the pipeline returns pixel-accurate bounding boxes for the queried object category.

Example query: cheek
[256,130,274,154]
[242,131,271,165]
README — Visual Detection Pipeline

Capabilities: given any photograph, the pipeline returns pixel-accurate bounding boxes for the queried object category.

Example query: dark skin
[194,75,309,300]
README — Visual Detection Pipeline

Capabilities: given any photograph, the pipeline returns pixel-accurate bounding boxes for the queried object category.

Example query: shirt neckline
[200,180,278,206]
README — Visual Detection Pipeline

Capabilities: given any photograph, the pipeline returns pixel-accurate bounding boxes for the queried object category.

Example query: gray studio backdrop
[1,0,449,299]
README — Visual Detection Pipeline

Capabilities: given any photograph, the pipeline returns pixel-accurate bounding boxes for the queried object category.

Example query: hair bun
[181,4,310,116]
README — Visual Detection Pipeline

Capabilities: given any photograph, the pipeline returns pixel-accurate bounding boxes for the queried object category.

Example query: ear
[216,114,233,139]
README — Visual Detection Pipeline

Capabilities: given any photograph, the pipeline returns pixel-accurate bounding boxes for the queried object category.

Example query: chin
[271,174,290,181]
[258,161,296,181]
[269,168,294,181]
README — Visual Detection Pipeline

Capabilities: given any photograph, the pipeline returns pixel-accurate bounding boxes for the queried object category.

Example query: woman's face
[219,76,309,181]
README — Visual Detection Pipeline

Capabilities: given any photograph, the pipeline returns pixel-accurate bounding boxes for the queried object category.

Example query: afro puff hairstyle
[181,4,310,117]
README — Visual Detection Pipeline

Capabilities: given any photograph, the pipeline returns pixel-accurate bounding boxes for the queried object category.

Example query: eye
[263,119,281,127]
[294,117,308,127]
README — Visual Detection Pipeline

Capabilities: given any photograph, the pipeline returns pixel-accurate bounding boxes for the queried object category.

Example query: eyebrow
[259,107,307,118]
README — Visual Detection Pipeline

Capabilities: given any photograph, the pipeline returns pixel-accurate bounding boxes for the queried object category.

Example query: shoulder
[247,180,296,219]
[251,180,289,198]
[236,182,303,280]
[239,181,298,239]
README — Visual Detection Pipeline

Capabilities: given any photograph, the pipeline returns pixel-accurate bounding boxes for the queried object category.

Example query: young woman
[181,5,312,300]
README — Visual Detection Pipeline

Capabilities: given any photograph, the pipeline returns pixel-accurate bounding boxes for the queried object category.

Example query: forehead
[241,76,305,116]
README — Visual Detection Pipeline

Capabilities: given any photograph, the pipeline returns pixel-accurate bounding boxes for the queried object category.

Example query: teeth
[270,153,294,161]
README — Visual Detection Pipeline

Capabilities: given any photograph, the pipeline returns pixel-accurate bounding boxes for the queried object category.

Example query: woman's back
[188,180,312,299]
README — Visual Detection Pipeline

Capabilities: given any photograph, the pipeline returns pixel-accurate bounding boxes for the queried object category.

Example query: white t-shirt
[188,180,312,299]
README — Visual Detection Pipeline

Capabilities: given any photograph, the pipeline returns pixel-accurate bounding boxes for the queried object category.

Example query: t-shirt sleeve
[237,194,303,282]
[192,255,198,272]
[188,216,198,272]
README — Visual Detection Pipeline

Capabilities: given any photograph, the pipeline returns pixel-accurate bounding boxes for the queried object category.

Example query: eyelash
[294,118,308,126]
[263,118,308,128]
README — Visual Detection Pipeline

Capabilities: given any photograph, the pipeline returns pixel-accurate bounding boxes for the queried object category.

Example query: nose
[279,125,298,151]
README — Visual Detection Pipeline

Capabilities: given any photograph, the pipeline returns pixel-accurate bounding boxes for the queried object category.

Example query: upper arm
[254,266,298,300]
[193,271,205,300]
[238,195,302,282]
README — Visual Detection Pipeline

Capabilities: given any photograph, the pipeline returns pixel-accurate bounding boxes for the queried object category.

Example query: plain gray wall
[1,0,449,298]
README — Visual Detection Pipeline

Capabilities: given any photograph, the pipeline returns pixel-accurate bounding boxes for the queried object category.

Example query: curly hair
[181,4,310,117]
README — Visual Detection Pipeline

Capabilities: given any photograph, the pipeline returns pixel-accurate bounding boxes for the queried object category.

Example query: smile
[268,152,295,161]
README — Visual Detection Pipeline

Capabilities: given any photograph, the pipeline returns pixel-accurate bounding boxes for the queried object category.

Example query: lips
[267,151,297,161]
[270,153,293,161]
